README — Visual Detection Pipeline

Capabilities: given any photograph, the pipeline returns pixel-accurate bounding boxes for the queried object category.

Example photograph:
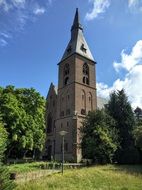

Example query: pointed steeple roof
[61,8,95,62]
[71,8,83,31]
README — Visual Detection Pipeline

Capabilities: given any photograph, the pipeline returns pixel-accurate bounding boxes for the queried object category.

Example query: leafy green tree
[133,125,142,151]
[0,118,15,190]
[0,119,7,161]
[0,85,46,159]
[106,89,139,164]
[82,110,119,164]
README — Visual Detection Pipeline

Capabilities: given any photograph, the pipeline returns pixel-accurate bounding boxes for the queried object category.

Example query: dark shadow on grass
[115,165,142,175]
[102,165,142,175]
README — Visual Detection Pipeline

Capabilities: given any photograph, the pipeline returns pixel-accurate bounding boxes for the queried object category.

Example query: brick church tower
[45,9,97,162]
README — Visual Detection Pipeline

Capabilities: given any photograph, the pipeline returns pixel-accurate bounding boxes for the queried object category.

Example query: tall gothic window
[83,63,89,75]
[47,113,52,133]
[81,90,86,115]
[64,63,70,85]
[64,77,69,85]
[64,63,70,76]
[83,63,89,85]
[88,92,93,111]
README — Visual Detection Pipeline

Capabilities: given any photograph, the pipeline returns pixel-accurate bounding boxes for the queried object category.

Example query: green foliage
[133,125,142,151]
[15,165,142,190]
[0,119,7,160]
[0,165,15,190]
[0,118,15,190]
[8,161,48,174]
[82,110,119,164]
[0,85,46,159]
[106,89,137,164]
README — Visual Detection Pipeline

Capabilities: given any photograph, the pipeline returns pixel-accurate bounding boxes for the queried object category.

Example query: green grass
[15,165,142,190]
[8,161,48,174]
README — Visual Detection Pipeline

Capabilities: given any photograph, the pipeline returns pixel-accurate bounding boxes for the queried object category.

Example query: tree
[81,110,119,164]
[133,126,142,151]
[0,118,15,190]
[0,119,7,161]
[134,107,142,121]
[0,85,46,159]
[106,89,139,164]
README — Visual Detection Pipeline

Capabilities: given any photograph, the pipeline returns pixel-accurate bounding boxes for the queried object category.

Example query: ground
[12,164,142,190]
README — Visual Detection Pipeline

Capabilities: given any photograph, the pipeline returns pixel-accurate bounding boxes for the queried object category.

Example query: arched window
[64,77,69,85]
[81,90,86,115]
[88,92,93,111]
[47,113,52,133]
[83,63,89,75]
[83,77,85,84]
[86,78,89,85]
[66,91,70,116]
[83,63,89,85]
[64,64,70,85]
[64,63,70,76]
[81,90,86,108]
[66,91,70,103]
[83,77,89,85]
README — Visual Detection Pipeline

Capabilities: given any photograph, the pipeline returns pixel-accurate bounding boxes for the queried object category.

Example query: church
[45,9,97,162]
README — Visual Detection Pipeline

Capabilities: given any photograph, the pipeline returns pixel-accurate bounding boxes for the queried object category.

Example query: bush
[116,147,140,164]
[0,165,15,190]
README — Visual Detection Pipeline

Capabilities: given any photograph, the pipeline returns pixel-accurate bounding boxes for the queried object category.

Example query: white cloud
[0,32,11,39]
[128,0,142,12]
[128,0,139,7]
[0,38,8,46]
[0,0,49,47]
[0,0,26,11]
[85,0,111,20]
[33,6,46,15]
[97,82,112,99]
[12,0,26,8]
[97,40,142,109]
[0,32,11,47]
[0,0,12,11]
[85,0,142,21]
[113,40,142,72]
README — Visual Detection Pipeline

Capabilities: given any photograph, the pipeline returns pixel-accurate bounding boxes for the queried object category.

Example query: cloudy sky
[0,0,142,108]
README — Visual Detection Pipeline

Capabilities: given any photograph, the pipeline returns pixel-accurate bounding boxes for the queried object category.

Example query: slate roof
[61,8,95,62]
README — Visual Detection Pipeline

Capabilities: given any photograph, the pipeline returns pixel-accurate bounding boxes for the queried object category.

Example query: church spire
[60,8,95,62]
[71,8,83,32]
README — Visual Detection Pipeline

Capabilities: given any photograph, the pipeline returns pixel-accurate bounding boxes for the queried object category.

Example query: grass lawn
[8,161,48,174]
[15,165,142,190]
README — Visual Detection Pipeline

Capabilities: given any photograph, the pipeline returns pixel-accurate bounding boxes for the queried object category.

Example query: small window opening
[64,77,69,85]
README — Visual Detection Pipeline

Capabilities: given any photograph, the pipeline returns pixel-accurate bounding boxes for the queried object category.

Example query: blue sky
[0,0,142,108]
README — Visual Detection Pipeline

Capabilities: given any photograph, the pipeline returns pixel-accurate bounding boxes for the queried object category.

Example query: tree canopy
[0,118,7,161]
[82,110,119,164]
[133,125,142,151]
[0,117,15,190]
[106,89,139,164]
[82,89,141,164]
[0,85,46,159]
